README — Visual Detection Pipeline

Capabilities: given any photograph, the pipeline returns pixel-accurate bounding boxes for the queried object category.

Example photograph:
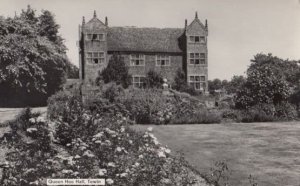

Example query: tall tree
[0,6,68,106]
[99,54,132,88]
[235,53,294,109]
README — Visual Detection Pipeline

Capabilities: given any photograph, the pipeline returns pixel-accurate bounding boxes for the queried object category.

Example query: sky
[0,0,300,80]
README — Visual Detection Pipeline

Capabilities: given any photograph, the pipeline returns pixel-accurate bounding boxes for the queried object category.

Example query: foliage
[172,68,199,96]
[65,59,79,79]
[47,91,74,120]
[99,54,132,88]
[274,102,298,121]
[170,109,221,124]
[203,160,230,186]
[119,88,170,124]
[145,70,163,88]
[221,109,242,122]
[225,75,246,94]
[1,91,200,186]
[208,78,222,94]
[102,82,125,103]
[235,54,292,109]
[0,6,69,107]
[240,104,276,123]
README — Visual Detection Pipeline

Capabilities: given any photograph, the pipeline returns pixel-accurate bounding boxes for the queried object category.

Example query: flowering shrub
[0,93,202,186]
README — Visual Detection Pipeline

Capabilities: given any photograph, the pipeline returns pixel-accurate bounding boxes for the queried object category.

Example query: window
[189,75,206,90]
[132,76,146,88]
[86,52,105,64]
[156,55,170,66]
[86,33,105,41]
[189,35,205,43]
[130,54,145,66]
[189,53,206,65]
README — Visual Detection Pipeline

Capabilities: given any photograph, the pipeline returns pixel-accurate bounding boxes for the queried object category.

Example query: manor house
[78,11,208,91]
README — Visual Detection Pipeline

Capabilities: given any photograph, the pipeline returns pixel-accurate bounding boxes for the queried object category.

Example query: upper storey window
[189,36,205,43]
[156,55,170,66]
[189,53,206,65]
[130,54,145,66]
[86,52,105,64]
[86,33,105,41]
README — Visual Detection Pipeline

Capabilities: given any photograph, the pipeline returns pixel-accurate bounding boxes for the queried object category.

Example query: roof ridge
[110,26,183,30]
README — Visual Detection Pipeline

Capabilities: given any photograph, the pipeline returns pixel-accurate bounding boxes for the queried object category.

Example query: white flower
[120,126,125,133]
[138,155,144,159]
[29,180,39,185]
[108,162,116,167]
[36,116,45,123]
[83,150,95,158]
[147,127,153,132]
[129,140,133,144]
[93,132,103,138]
[116,147,122,152]
[99,169,107,176]
[120,172,128,177]
[26,128,37,133]
[157,151,166,158]
[29,118,36,123]
[165,148,171,154]
[94,140,102,144]
[134,162,140,167]
[62,169,73,174]
[106,178,114,185]
[74,155,80,159]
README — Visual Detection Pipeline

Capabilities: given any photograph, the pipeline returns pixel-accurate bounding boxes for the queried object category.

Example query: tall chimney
[93,10,97,18]
[105,16,108,26]
[82,16,85,25]
[195,11,198,19]
[185,19,187,29]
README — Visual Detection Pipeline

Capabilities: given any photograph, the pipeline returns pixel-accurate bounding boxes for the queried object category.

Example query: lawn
[133,122,300,186]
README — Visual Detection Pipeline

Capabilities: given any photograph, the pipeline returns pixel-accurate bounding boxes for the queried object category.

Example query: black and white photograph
[0,0,299,185]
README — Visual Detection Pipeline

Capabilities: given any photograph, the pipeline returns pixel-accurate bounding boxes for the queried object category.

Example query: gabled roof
[85,17,107,30]
[107,27,185,53]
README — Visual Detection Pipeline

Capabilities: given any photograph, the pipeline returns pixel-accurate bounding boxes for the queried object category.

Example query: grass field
[133,123,300,186]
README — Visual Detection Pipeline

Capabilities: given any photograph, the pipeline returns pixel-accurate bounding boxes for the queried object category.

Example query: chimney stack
[195,11,198,19]
[185,19,187,28]
[93,10,97,18]
[105,16,108,26]
[82,16,85,25]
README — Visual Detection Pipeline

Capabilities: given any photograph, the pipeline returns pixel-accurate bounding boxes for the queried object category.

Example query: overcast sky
[1,0,300,80]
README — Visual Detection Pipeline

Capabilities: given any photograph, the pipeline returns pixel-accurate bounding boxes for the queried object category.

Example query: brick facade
[79,11,208,92]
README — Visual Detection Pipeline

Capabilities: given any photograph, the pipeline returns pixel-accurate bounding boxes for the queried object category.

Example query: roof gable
[107,27,185,53]
[84,17,107,31]
[186,18,207,36]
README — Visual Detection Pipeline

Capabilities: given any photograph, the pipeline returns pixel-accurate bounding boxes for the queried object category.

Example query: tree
[235,53,292,109]
[0,6,68,106]
[172,68,198,95]
[65,60,79,79]
[146,70,163,88]
[208,78,222,94]
[99,54,131,88]
[173,68,186,91]
[225,75,246,94]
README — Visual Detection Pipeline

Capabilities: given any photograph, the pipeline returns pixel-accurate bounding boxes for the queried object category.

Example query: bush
[99,54,132,88]
[102,82,124,103]
[120,88,171,124]
[221,109,242,122]
[1,91,201,186]
[47,91,73,120]
[145,70,163,88]
[172,69,200,96]
[240,104,276,123]
[275,102,298,120]
[171,109,221,124]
